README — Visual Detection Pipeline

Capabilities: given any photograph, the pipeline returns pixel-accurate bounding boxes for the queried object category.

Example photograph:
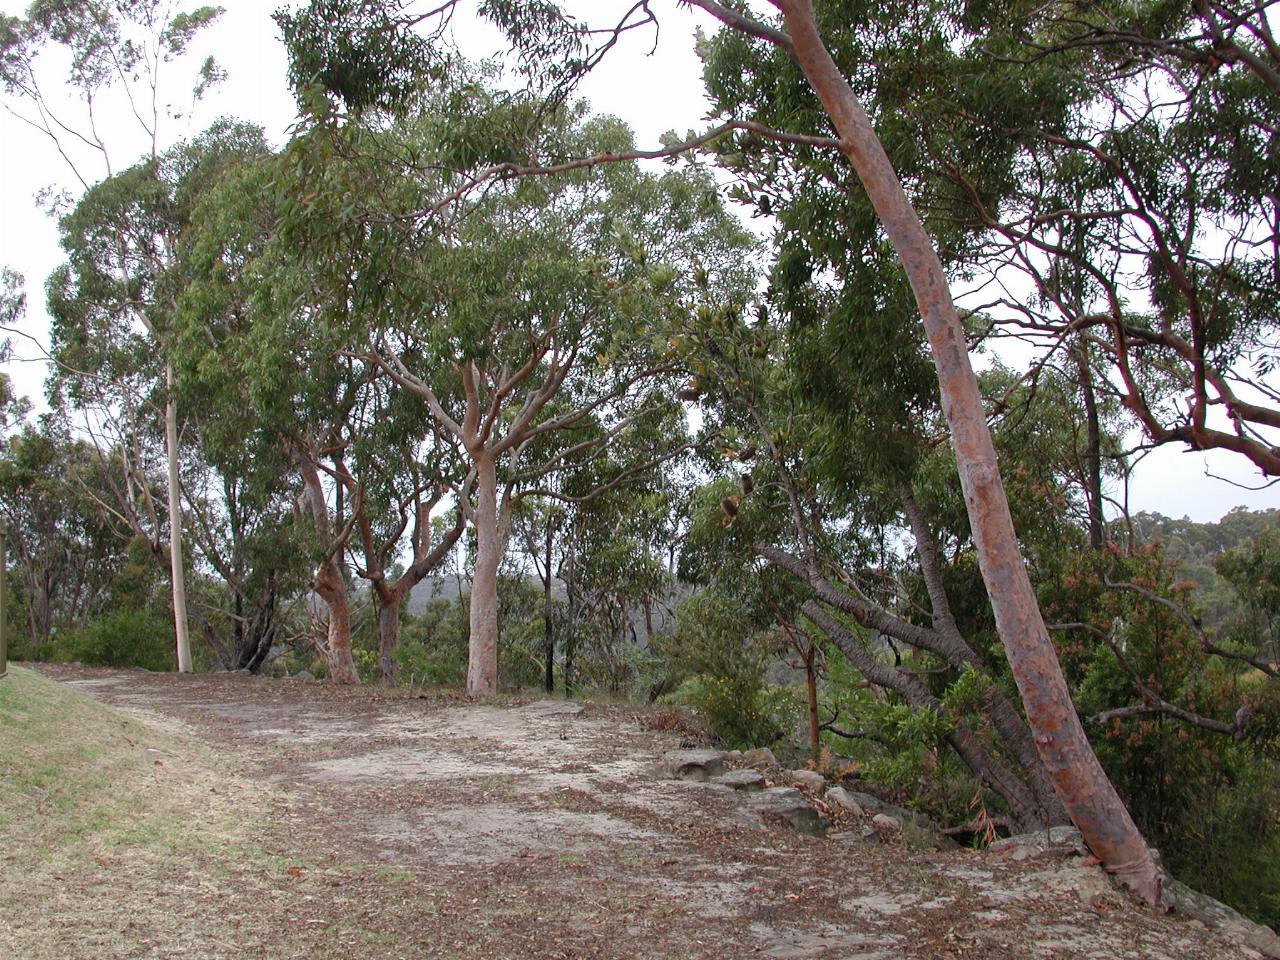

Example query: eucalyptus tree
[674,296,1076,832]
[1,0,228,673]
[174,124,473,685]
[341,382,467,683]
[174,145,364,684]
[0,414,132,659]
[280,0,1163,896]
[46,120,267,675]
[288,88,758,696]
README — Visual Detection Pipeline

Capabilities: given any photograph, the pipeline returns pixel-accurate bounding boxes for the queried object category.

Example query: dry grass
[0,667,414,959]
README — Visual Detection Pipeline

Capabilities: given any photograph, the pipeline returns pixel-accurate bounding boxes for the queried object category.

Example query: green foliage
[667,673,800,752]
[820,640,957,796]
[496,575,550,690]
[1215,524,1280,661]
[391,581,551,691]
[275,0,445,115]
[860,702,953,789]
[46,607,174,672]
[0,416,132,659]
[653,593,796,749]
[4,0,224,105]
[1043,546,1280,925]
[700,0,1280,472]
[396,598,469,687]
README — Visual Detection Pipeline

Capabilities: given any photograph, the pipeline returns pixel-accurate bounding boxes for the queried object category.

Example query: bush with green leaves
[817,639,976,819]
[394,597,469,687]
[654,593,799,749]
[46,607,174,672]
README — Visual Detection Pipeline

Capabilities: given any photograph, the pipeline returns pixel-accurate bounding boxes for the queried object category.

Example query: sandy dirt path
[24,665,1252,960]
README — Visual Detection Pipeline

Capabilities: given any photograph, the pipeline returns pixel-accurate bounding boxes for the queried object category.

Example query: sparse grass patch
[0,667,414,959]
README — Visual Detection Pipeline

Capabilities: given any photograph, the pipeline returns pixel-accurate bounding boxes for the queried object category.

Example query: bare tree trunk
[467,455,503,695]
[804,643,820,759]
[237,581,279,673]
[376,594,401,684]
[298,454,359,685]
[315,561,358,684]
[543,514,555,694]
[563,539,578,698]
[777,0,1159,902]
[165,363,192,673]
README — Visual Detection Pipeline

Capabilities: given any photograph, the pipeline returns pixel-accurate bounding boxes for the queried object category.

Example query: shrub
[47,607,174,671]
[395,598,468,687]
[654,593,798,749]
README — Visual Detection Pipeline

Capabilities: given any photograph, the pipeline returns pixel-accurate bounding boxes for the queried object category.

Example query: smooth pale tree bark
[298,454,359,684]
[543,515,556,693]
[467,453,507,695]
[164,363,192,673]
[740,0,1160,903]
[374,356,533,696]
[375,343,658,695]
[1,3,224,677]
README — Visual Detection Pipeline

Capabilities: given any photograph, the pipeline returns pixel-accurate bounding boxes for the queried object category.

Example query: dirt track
[22,665,1251,960]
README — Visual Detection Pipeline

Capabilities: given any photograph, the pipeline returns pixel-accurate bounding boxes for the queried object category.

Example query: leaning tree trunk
[778,0,1160,903]
[804,602,1047,831]
[467,455,503,696]
[900,485,1067,825]
[164,363,192,673]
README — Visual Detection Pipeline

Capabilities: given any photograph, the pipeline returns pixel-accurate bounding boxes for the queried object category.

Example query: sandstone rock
[839,790,897,817]
[711,769,765,791]
[1163,874,1280,959]
[872,813,902,836]
[825,786,865,817]
[990,826,1088,859]
[741,746,778,768]
[754,786,828,837]
[521,700,585,718]
[838,789,955,849]
[663,748,724,782]
[789,769,826,790]
[759,785,805,804]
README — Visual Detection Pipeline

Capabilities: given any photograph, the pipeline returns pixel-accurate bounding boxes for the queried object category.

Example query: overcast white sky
[0,0,1274,523]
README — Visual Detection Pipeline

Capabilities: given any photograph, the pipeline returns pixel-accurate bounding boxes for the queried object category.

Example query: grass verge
[0,667,413,959]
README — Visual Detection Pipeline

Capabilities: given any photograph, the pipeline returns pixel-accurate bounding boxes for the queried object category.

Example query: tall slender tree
[1,1,227,673]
